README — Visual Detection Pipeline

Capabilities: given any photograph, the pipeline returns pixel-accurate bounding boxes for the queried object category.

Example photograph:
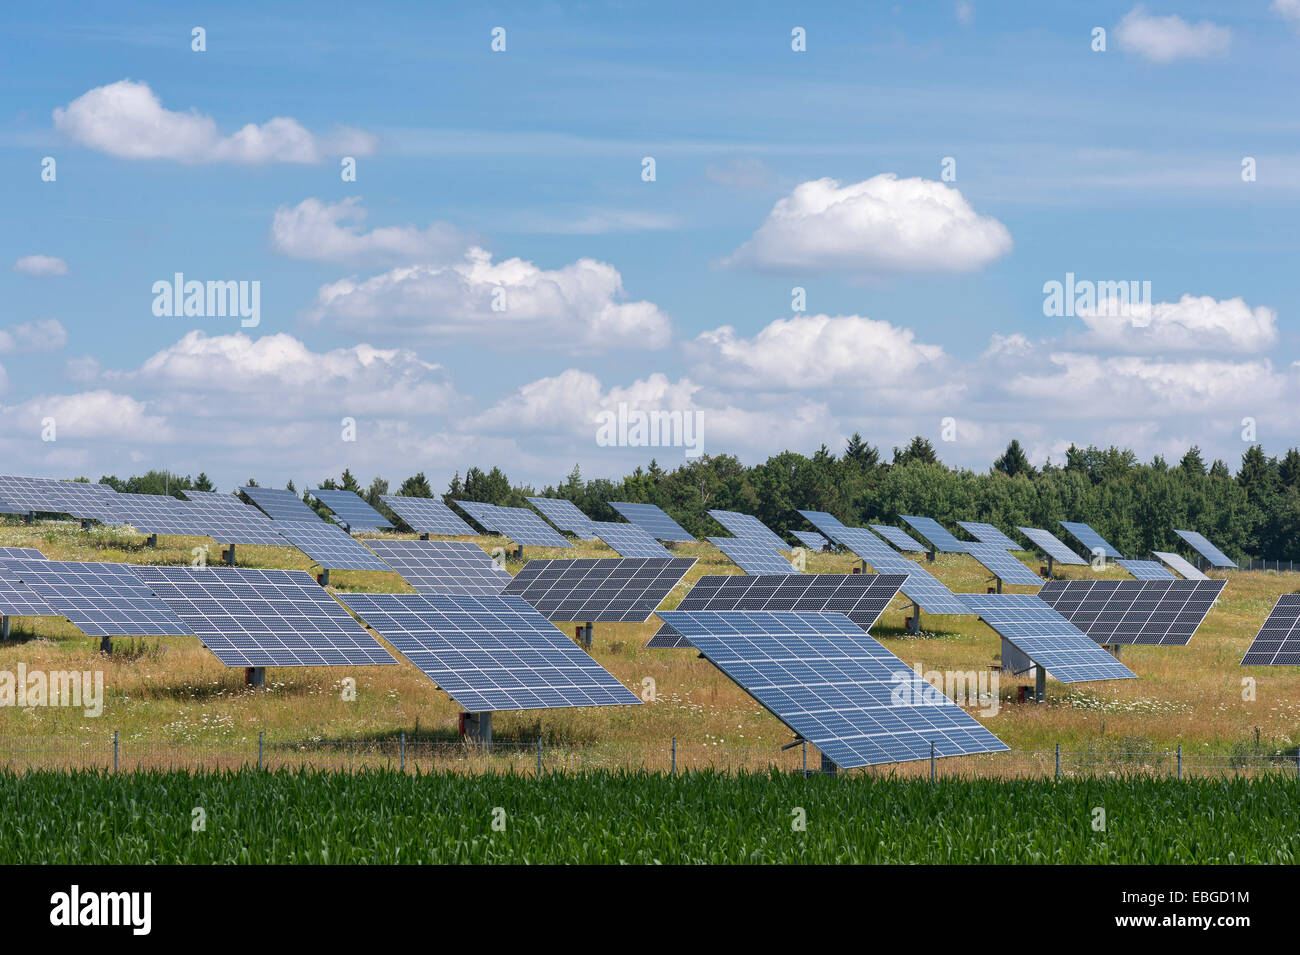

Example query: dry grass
[1,518,1296,762]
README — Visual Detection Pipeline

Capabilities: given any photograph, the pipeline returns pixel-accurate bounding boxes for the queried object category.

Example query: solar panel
[798,510,848,535]
[959,593,1137,682]
[0,495,25,516]
[869,524,928,553]
[707,510,788,551]
[709,537,799,575]
[133,565,397,667]
[111,493,206,536]
[957,521,1020,550]
[899,515,967,553]
[656,610,1008,768]
[454,501,572,548]
[823,525,971,615]
[504,557,695,622]
[175,491,290,546]
[1153,551,1209,581]
[608,502,694,542]
[1174,530,1237,568]
[366,539,510,595]
[1117,559,1176,581]
[271,520,392,572]
[308,489,392,532]
[1017,526,1088,566]
[0,559,194,637]
[1038,579,1225,646]
[380,496,476,536]
[961,543,1043,586]
[647,573,907,648]
[527,497,600,540]
[0,475,122,521]
[1242,595,1300,665]
[1059,521,1125,560]
[336,592,642,710]
[0,547,46,560]
[792,530,831,552]
[589,521,673,558]
[181,490,249,511]
[0,566,56,617]
[240,486,322,522]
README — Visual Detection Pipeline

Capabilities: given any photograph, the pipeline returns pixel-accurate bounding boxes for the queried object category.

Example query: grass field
[1,768,1295,863]
[1,519,1297,768]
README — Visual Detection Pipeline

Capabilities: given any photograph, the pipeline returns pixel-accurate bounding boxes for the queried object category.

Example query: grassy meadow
[0,518,1297,769]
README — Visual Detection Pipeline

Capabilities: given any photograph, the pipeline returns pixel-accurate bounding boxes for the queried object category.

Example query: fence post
[802,739,807,776]
[671,737,676,775]
[930,741,936,782]
[1177,744,1182,780]
[536,735,542,775]
[113,730,118,773]
[1055,742,1060,779]
[400,732,406,773]
[258,731,264,771]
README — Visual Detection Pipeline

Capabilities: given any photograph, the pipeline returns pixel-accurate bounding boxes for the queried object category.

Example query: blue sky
[2,1,1297,491]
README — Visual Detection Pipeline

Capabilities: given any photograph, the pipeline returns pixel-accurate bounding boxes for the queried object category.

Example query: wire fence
[2,734,1299,779]
[1242,558,1298,572]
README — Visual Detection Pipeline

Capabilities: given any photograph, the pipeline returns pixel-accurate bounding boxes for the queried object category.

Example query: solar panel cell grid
[826,526,971,615]
[707,510,788,551]
[957,521,1021,550]
[367,539,510,595]
[1038,579,1224,646]
[590,521,673,558]
[962,543,1043,586]
[899,516,967,553]
[1242,595,1300,665]
[709,537,798,575]
[1117,559,1176,581]
[337,592,642,711]
[454,502,572,548]
[869,525,928,552]
[656,610,1008,768]
[272,520,392,571]
[1174,530,1237,568]
[1017,527,1088,566]
[608,502,695,542]
[505,557,695,622]
[1153,551,1209,581]
[380,496,476,536]
[1059,522,1125,560]
[2,559,194,637]
[240,486,322,522]
[308,489,392,531]
[527,497,600,539]
[792,530,831,552]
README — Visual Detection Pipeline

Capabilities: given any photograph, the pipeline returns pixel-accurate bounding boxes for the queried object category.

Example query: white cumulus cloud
[13,255,68,277]
[1115,6,1231,63]
[1073,294,1277,353]
[53,80,376,163]
[0,319,68,354]
[721,174,1012,274]
[271,197,474,265]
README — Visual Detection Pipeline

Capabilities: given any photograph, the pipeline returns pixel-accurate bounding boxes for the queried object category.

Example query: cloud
[955,2,975,26]
[1275,0,1300,25]
[1115,6,1231,63]
[53,80,376,163]
[721,174,1012,274]
[0,390,171,441]
[13,255,68,277]
[1072,295,1277,353]
[270,197,474,265]
[691,313,947,390]
[305,247,671,350]
[0,319,68,354]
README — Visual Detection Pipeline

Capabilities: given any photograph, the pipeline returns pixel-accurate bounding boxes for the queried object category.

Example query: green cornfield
[1,768,1296,864]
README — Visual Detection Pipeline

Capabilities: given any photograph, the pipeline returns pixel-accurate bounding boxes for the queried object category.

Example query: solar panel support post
[1055,742,1060,779]
[1034,667,1045,703]
[245,666,266,688]
[1046,555,1054,579]
[224,544,236,567]
[318,569,330,587]
[907,603,921,636]
[671,737,676,775]
[23,512,33,525]
[1177,744,1182,780]
[820,752,838,775]
[419,533,430,541]
[462,711,492,750]
[113,730,118,773]
[146,534,157,548]
[0,616,8,641]
[579,622,594,650]
[400,732,406,772]
[926,549,936,564]
[99,636,112,655]
[1105,644,1122,660]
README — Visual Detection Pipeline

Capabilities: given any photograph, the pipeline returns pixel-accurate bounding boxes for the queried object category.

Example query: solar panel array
[308,489,392,531]
[271,520,392,572]
[0,495,25,516]
[899,515,967,553]
[455,501,572,548]
[1241,595,1300,665]
[504,557,695,622]
[589,520,673,559]
[812,522,970,615]
[959,593,1137,683]
[1153,550,1209,580]
[798,510,848,534]
[1017,526,1088,566]
[0,475,122,521]
[0,565,55,617]
[869,524,928,553]
[957,521,1021,550]
[1059,521,1125,560]
[366,539,510,596]
[707,510,788,551]
[1174,530,1237,568]
[792,530,831,552]
[0,547,46,560]
[657,610,1008,769]
[337,592,642,710]
[1117,559,1176,581]
[1,559,194,637]
[240,486,323,522]
[709,537,798,575]
[608,501,694,542]
[647,573,907,648]
[1038,579,1225,646]
[135,566,396,667]
[111,493,202,535]
[380,496,476,536]
[961,543,1043,586]
[176,491,290,546]
[527,497,600,539]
